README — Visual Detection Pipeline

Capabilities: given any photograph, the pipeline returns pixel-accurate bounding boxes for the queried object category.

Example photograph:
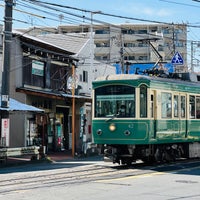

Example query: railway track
[0,164,138,195]
[0,159,200,195]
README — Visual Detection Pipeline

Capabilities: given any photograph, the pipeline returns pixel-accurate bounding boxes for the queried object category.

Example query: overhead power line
[160,0,200,8]
[23,0,176,25]
[22,0,200,29]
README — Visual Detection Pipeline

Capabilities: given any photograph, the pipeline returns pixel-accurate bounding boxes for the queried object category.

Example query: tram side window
[161,92,172,118]
[174,95,179,117]
[181,96,186,118]
[189,95,195,119]
[196,96,200,119]
[150,94,154,118]
[140,85,147,118]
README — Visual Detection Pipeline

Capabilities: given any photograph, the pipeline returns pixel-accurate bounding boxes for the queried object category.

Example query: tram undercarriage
[104,143,200,165]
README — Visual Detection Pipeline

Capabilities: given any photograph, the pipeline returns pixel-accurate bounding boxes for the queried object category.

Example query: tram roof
[95,74,149,81]
[95,73,200,83]
[94,73,200,90]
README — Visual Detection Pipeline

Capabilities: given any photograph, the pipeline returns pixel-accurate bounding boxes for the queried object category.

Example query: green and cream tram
[92,74,200,165]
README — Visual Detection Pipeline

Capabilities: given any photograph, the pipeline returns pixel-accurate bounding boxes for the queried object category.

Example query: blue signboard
[114,62,174,74]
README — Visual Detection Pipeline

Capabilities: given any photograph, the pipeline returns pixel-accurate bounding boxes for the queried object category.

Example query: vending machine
[80,103,94,155]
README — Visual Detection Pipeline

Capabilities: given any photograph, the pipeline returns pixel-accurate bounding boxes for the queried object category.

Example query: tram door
[178,94,187,137]
[173,94,187,137]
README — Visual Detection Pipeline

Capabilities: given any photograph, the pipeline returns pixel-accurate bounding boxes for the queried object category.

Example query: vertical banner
[1,118,10,146]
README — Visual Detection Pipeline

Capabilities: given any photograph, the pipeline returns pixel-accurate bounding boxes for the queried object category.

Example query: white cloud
[117,3,172,18]
[155,9,171,17]
[137,7,171,17]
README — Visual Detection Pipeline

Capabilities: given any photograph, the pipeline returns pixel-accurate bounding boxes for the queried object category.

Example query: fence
[0,146,40,163]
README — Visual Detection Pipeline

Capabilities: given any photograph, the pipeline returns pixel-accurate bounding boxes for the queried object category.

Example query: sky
[0,1,199,31]
[0,0,200,39]
[1,0,200,69]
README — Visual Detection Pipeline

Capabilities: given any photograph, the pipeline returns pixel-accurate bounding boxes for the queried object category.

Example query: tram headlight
[109,123,116,132]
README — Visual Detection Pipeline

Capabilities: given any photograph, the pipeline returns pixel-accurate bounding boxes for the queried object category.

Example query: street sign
[1,118,10,146]
[171,52,184,65]
[67,75,78,90]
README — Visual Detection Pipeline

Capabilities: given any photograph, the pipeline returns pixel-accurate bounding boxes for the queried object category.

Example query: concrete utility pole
[1,0,13,147]
[1,0,13,108]
[89,11,101,89]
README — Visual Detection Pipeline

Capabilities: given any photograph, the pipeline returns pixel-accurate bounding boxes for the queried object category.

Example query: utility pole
[120,33,124,74]
[90,11,101,88]
[1,0,13,146]
[71,63,77,158]
[191,41,194,72]
[1,0,13,108]
[172,23,176,55]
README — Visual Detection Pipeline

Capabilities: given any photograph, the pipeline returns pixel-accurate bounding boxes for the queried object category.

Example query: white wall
[75,35,116,96]
[76,59,115,96]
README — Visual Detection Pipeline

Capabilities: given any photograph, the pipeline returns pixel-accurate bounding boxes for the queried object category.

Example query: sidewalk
[0,151,102,168]
[46,151,74,162]
[0,151,69,167]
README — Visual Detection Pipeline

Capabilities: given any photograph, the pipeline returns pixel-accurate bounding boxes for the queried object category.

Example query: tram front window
[95,85,135,118]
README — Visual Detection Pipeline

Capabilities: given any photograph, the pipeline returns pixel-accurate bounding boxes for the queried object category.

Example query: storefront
[0,98,43,147]
[15,88,92,154]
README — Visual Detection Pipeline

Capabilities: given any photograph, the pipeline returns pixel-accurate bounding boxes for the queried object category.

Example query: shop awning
[16,87,92,102]
[0,98,43,112]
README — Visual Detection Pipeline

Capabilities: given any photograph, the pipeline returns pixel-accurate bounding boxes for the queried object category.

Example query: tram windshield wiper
[105,114,119,122]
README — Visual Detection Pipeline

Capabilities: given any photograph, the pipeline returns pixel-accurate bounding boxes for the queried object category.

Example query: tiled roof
[36,33,90,55]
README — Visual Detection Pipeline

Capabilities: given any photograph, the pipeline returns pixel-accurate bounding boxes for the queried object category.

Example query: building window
[162,29,170,34]
[95,55,108,61]
[138,29,148,34]
[95,30,110,34]
[138,56,148,61]
[121,29,135,34]
[96,42,110,47]
[79,74,82,82]
[124,55,135,61]
[138,42,147,47]
[83,70,88,82]
[158,45,164,51]
[23,57,45,88]
[175,42,184,47]
[124,43,135,47]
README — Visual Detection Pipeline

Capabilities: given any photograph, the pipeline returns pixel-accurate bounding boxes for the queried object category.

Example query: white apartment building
[18,23,187,67]
[57,23,187,67]
[17,23,187,73]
